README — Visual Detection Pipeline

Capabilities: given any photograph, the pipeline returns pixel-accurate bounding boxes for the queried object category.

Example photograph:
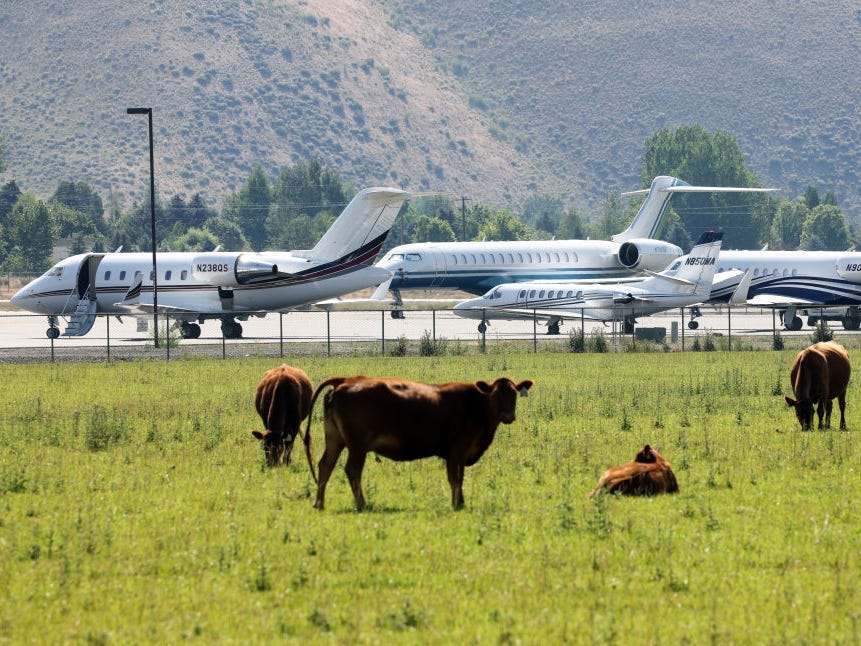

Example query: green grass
[0,350,859,642]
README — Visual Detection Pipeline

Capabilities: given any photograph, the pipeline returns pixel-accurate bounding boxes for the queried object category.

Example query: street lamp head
[126,107,151,115]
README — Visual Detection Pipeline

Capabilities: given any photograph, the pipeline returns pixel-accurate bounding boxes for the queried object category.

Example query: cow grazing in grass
[784,341,851,431]
[588,445,679,498]
[251,364,313,467]
[303,375,533,510]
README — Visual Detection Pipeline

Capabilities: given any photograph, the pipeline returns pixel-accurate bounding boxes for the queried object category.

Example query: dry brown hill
[1,1,860,219]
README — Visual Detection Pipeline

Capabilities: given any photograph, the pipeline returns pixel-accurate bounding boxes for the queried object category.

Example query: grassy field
[0,347,859,643]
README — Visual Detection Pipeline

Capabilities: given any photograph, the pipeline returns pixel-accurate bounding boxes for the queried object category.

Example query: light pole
[126,107,159,347]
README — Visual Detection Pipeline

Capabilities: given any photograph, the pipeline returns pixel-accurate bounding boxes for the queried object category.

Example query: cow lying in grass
[251,364,312,467]
[784,341,851,431]
[303,375,533,510]
[588,445,679,498]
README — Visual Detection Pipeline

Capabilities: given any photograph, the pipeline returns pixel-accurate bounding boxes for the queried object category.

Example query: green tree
[4,193,56,272]
[203,216,249,251]
[226,165,272,250]
[413,215,456,242]
[556,207,588,240]
[770,199,809,249]
[477,209,531,241]
[799,204,850,250]
[51,181,106,235]
[0,134,6,176]
[521,194,564,235]
[111,193,165,252]
[169,227,220,252]
[641,125,767,247]
[0,180,22,229]
[589,193,627,240]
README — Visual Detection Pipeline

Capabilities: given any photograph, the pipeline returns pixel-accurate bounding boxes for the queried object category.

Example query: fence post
[432,309,436,341]
[327,310,331,356]
[279,313,284,358]
[533,310,537,353]
[106,314,111,363]
[381,310,385,355]
[727,305,732,351]
[681,307,685,351]
[165,313,170,362]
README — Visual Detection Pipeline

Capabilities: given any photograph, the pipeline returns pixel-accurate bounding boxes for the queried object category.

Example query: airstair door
[63,254,104,336]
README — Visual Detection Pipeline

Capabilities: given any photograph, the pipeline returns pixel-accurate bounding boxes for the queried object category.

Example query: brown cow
[784,341,851,431]
[303,375,533,510]
[251,364,313,467]
[588,445,679,498]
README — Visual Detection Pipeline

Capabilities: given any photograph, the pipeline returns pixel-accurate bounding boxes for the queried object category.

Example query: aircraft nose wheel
[221,320,243,339]
[46,327,60,339]
[478,322,487,333]
[687,321,699,330]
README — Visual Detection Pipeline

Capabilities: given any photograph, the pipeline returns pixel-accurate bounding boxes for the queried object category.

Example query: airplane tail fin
[612,176,778,243]
[303,187,410,263]
[645,231,723,296]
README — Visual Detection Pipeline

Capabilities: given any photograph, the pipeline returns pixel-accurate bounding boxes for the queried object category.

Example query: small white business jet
[11,187,410,339]
[375,176,775,317]
[453,230,724,335]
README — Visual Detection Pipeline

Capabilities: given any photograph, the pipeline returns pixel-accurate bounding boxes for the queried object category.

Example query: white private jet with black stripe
[11,187,410,339]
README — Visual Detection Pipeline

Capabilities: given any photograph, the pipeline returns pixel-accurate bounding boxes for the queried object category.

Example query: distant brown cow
[784,341,851,431]
[303,375,533,510]
[588,445,679,498]
[251,364,313,467]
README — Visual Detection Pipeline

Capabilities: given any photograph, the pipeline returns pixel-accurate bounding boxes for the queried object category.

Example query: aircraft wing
[745,294,822,307]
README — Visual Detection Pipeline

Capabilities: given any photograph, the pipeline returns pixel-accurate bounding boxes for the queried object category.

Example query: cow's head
[477,378,534,424]
[251,429,296,467]
[635,445,658,463]
[784,396,814,431]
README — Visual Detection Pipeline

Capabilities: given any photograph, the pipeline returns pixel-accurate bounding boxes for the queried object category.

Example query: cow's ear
[475,381,492,393]
[784,396,797,408]
[252,429,269,441]
[516,380,534,396]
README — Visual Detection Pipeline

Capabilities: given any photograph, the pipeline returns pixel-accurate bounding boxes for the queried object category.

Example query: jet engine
[617,239,682,272]
[191,252,283,286]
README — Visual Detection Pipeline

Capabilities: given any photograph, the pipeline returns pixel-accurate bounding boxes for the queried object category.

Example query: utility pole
[461,196,470,240]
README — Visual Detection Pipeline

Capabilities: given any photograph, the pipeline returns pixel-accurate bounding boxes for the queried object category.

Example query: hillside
[1,1,860,220]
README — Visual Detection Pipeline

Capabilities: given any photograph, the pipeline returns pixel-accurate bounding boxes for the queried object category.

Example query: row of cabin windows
[449,251,577,265]
[718,267,799,277]
[392,251,579,265]
[103,269,190,281]
[518,289,583,301]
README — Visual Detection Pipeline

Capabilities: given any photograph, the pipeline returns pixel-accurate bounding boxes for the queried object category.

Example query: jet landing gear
[221,318,243,339]
[178,321,201,339]
[687,305,702,330]
[46,316,60,339]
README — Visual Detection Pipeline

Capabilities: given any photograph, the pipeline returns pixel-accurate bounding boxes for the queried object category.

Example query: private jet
[11,187,410,339]
[375,176,775,316]
[453,230,724,334]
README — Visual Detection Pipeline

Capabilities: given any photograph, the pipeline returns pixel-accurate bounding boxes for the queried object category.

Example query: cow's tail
[303,376,350,484]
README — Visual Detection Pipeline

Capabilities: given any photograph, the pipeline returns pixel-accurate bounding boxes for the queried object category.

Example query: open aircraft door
[428,251,448,288]
[62,253,107,336]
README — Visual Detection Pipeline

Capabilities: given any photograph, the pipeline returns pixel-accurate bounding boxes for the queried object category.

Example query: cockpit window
[482,287,503,300]
[668,261,682,271]
[405,253,422,261]
[43,266,63,278]
[388,253,404,261]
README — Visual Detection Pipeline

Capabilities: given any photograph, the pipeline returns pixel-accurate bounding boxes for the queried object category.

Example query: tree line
[0,126,854,273]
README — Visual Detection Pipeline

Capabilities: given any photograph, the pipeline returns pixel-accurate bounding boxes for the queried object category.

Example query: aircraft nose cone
[10,287,29,308]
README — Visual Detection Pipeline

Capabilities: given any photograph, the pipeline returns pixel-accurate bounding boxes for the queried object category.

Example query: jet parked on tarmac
[11,187,410,339]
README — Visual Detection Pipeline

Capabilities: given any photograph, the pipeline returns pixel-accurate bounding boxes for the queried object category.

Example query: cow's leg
[314,420,345,510]
[344,450,368,511]
[822,398,833,429]
[446,459,466,510]
[838,392,848,429]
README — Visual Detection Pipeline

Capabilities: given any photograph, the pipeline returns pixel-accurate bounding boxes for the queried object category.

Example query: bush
[587,329,608,353]
[811,320,833,343]
[389,335,409,357]
[568,329,585,353]
[419,330,448,356]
